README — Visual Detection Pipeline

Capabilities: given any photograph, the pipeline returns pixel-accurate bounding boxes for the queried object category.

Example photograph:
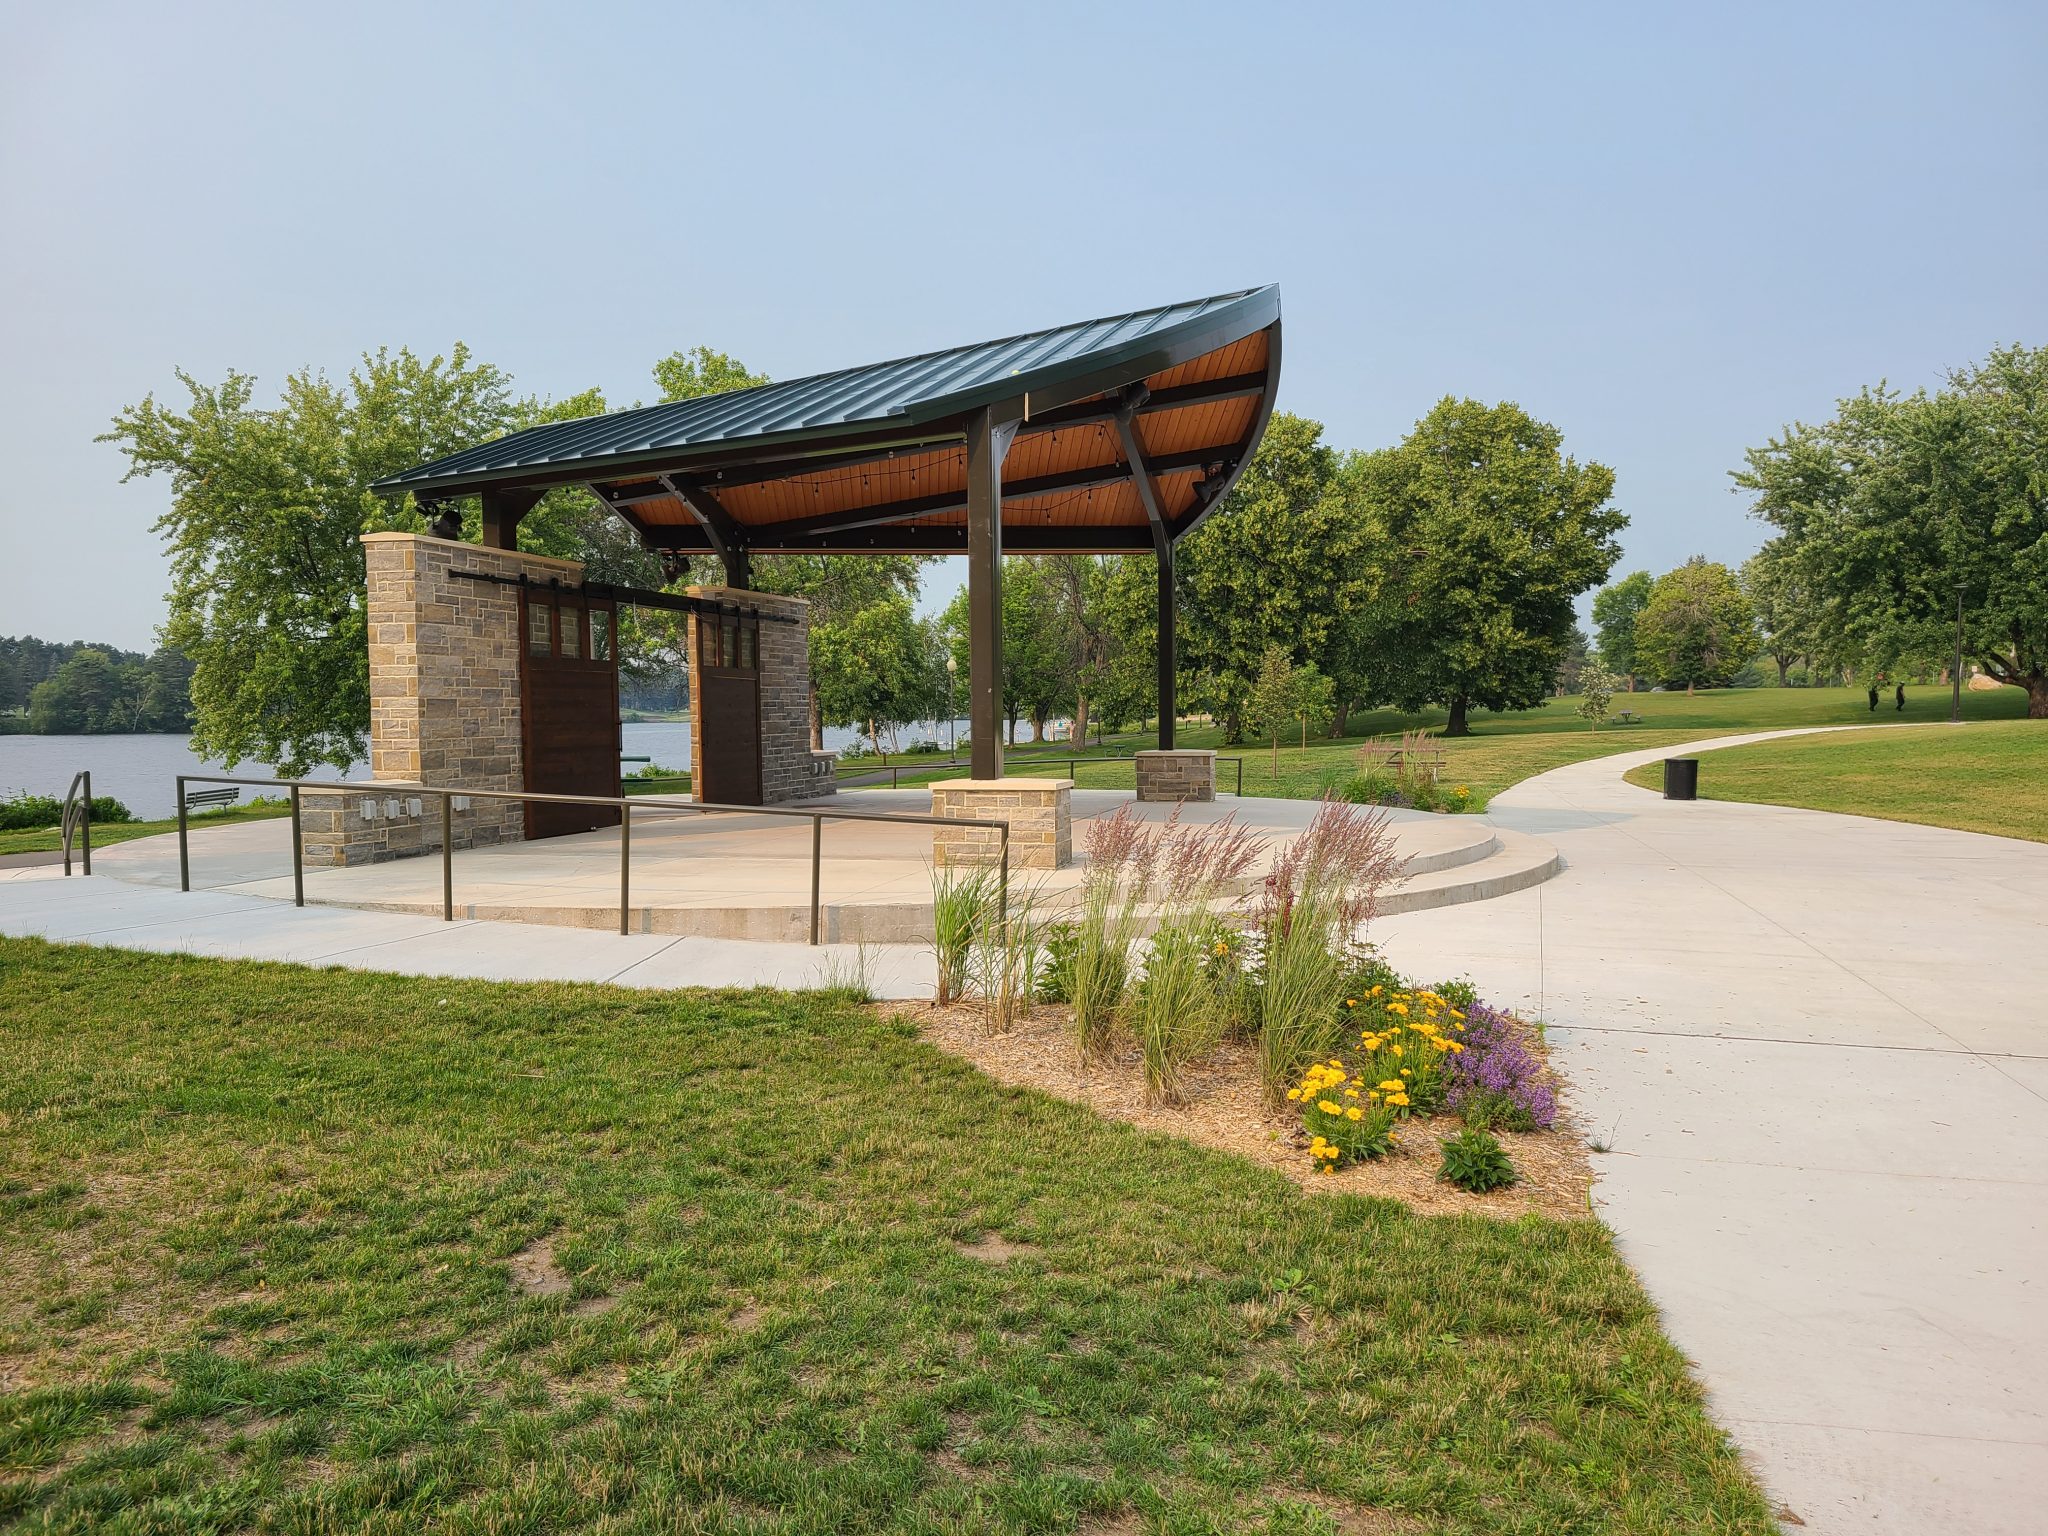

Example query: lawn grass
[1621,719,2048,843]
[0,802,293,857]
[883,686,2030,810]
[0,939,1776,1534]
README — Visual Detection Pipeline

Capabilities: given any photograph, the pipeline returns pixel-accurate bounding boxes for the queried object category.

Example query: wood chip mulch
[887,1001,1594,1220]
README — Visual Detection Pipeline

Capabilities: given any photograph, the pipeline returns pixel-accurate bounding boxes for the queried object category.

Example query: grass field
[0,939,1776,1534]
[0,802,293,857]
[877,686,2030,810]
[1622,719,2048,843]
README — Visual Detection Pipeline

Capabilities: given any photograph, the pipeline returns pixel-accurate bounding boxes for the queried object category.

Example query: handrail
[853,751,1246,794]
[60,769,92,877]
[174,772,1010,945]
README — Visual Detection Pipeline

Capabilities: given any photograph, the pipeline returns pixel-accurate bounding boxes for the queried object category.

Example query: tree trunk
[1444,696,1470,737]
[1776,656,1790,687]
[1626,675,1637,692]
[1300,717,1308,751]
[809,684,823,751]
[1031,714,1045,743]
[1332,699,1350,738]
[1071,693,1090,750]
[2028,675,2048,719]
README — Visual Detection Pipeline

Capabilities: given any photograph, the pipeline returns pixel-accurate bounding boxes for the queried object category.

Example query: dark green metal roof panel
[374,286,1279,495]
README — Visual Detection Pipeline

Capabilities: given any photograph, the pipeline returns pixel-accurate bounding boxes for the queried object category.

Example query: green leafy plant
[1438,1128,1516,1193]
[1036,922,1079,1003]
[1291,1060,1398,1170]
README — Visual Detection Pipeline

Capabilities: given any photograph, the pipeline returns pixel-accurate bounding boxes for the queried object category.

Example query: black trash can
[1663,757,1699,801]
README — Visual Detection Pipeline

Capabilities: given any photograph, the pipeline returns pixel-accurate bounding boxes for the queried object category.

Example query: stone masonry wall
[303,533,582,867]
[930,779,1074,870]
[1135,749,1217,803]
[686,586,833,805]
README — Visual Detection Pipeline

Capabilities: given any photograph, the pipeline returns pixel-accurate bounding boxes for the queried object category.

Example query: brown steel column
[966,407,1018,780]
[480,489,541,550]
[1157,542,1176,750]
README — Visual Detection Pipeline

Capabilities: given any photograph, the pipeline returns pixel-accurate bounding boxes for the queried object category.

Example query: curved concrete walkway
[1371,726,2048,1536]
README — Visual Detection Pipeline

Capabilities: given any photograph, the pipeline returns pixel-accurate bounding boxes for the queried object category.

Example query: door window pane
[591,609,613,661]
[721,617,738,669]
[527,602,551,656]
[738,621,756,670]
[560,604,582,659]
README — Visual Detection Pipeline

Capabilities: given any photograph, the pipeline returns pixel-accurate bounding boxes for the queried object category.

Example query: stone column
[930,778,1074,870]
[1134,749,1217,802]
[303,532,579,866]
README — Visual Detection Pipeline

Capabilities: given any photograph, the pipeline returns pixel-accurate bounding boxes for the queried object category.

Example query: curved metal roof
[373,286,1279,499]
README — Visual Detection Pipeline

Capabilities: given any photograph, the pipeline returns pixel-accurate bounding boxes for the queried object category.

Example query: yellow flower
[1345,1107,1363,1121]
[1344,1088,1359,1099]
[1318,1163,1334,1175]
[1378,1080,1405,1093]
[1400,1068,1412,1077]
[1387,1003,1408,1016]
[1451,1009,1466,1021]
[1387,1092,1410,1107]
[1286,1088,1301,1101]
[1370,984,1383,997]
[1345,998,1357,1008]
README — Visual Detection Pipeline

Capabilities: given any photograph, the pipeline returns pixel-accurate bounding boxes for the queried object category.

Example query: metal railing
[60,770,92,876]
[173,773,1008,944]
[852,752,1246,795]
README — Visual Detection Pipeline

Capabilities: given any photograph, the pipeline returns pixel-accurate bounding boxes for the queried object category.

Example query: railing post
[80,770,92,876]
[619,805,632,936]
[1236,757,1244,796]
[176,775,190,893]
[441,793,454,922]
[810,814,823,945]
[288,785,304,907]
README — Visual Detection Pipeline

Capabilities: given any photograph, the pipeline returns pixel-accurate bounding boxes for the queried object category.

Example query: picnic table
[1615,709,1641,725]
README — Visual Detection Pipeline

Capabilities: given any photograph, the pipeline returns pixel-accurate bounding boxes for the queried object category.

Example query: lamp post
[1950,585,1966,724]
[945,654,958,754]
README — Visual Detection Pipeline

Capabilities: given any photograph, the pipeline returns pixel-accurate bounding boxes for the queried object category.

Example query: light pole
[1950,584,1966,724]
[945,654,958,755]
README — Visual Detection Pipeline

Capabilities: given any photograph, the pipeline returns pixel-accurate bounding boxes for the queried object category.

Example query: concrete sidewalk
[1371,726,2048,1536]
[0,867,939,996]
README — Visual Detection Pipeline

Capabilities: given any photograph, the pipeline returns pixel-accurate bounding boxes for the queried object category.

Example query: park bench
[1356,739,1448,781]
[184,787,240,812]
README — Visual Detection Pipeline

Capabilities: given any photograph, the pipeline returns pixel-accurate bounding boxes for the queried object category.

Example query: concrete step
[1379,827,1560,915]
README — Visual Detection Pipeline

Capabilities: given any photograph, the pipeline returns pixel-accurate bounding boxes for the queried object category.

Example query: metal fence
[848,752,1246,795]
[168,773,1008,944]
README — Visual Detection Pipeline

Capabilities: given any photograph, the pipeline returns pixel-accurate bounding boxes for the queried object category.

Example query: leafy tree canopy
[1352,397,1624,735]
[1591,570,1653,688]
[1734,343,2048,716]
[1634,557,1758,688]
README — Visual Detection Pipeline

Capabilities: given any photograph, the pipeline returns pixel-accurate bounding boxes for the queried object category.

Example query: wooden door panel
[520,592,622,839]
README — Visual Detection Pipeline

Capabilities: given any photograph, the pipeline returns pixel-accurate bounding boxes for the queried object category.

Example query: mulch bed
[887,1000,1593,1219]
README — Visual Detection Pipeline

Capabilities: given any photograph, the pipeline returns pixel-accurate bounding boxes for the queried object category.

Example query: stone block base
[1134,749,1217,802]
[930,778,1073,870]
[299,783,522,868]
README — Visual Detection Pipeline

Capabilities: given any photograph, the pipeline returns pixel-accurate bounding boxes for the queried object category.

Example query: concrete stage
[92,789,1559,943]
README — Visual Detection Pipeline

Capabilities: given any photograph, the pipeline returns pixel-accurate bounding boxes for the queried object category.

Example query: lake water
[0,719,976,821]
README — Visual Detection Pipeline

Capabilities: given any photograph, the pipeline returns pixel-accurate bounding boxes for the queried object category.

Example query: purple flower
[1444,1003,1557,1129]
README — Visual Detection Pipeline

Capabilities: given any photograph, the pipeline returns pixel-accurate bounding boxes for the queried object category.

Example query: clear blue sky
[3,1,2043,651]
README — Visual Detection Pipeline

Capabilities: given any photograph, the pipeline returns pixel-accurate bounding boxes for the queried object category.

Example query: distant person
[1896,683,1906,712]
[1868,684,1879,712]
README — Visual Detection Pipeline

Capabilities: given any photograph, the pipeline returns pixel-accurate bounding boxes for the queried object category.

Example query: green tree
[1555,624,1592,695]
[1635,557,1758,690]
[1735,343,2048,717]
[28,649,125,733]
[1576,664,1617,728]
[653,346,769,404]
[1287,661,1336,750]
[1102,413,1366,742]
[1352,398,1625,735]
[1741,539,1821,686]
[940,558,1070,746]
[1245,645,1297,772]
[1591,570,1653,690]
[812,594,940,754]
[103,346,527,772]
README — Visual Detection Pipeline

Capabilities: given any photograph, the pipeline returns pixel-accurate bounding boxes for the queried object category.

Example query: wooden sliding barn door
[518,590,622,838]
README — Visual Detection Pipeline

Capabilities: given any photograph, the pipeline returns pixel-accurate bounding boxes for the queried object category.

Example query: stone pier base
[930,778,1074,870]
[299,782,519,868]
[1134,749,1217,802]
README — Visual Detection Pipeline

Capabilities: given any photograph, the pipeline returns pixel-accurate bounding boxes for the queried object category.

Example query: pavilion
[356,287,1282,868]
